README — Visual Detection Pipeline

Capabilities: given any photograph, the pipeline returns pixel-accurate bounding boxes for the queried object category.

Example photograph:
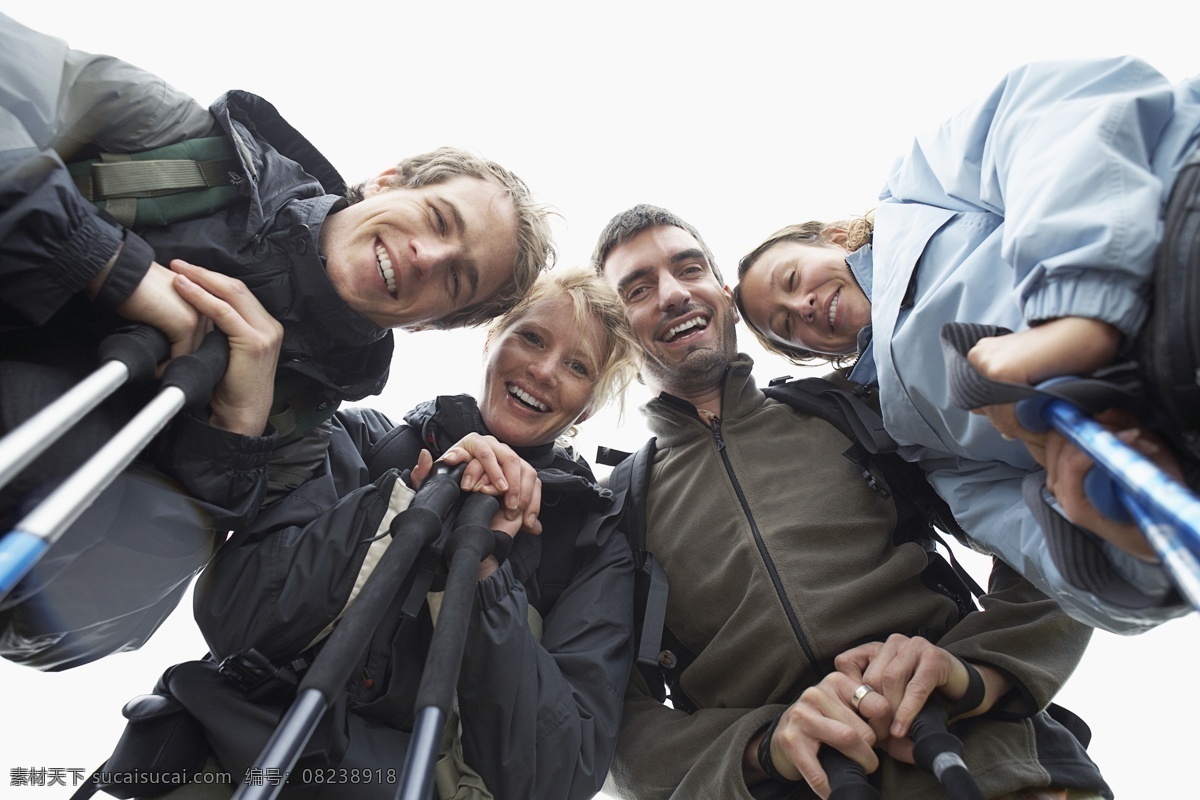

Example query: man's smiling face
[601,224,737,394]
[319,173,518,330]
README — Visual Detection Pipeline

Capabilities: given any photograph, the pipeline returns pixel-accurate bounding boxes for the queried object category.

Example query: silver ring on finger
[851,684,875,710]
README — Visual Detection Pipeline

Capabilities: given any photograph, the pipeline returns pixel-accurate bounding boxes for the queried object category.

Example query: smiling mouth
[375,242,397,297]
[508,383,550,412]
[661,315,710,343]
[827,289,840,332]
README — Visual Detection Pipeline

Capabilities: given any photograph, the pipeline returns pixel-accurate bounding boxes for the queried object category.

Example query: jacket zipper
[709,418,817,667]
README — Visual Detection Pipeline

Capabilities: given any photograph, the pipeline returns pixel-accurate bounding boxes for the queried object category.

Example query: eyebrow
[615,248,710,297]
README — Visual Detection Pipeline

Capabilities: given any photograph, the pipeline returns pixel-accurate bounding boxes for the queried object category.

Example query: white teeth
[666,317,708,340]
[508,385,549,411]
[828,291,839,330]
[376,243,396,295]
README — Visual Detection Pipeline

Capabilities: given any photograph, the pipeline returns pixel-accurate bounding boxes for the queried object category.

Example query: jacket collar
[644,354,765,447]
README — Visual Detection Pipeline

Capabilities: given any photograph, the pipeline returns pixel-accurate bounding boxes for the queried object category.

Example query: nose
[527,352,558,386]
[657,272,691,311]
[411,237,456,278]
[791,292,818,324]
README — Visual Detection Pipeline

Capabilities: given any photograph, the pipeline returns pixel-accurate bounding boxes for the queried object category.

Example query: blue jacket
[848,57,1200,632]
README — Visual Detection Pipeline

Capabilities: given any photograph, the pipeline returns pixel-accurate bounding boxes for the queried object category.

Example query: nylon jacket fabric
[608,357,1109,800]
[0,13,391,667]
[844,57,1200,631]
[184,397,634,800]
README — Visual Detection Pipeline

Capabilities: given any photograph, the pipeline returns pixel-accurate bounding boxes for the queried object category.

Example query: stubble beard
[642,304,739,398]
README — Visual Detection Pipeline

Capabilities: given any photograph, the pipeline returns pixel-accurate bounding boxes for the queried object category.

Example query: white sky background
[2,1,1198,797]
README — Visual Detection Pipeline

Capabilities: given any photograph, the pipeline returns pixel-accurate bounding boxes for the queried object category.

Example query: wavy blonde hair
[733,214,874,367]
[486,268,640,428]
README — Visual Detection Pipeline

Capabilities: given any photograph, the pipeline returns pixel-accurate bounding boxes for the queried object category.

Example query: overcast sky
[2,2,1198,797]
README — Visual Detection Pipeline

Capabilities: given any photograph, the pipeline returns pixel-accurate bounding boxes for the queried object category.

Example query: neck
[652,378,724,418]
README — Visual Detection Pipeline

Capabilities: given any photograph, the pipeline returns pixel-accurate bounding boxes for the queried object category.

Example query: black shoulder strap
[765,374,985,605]
[606,438,670,669]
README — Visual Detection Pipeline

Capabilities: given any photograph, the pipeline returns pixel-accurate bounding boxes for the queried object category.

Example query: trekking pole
[0,324,169,492]
[397,490,499,800]
[0,330,227,600]
[1016,381,1200,611]
[910,704,984,800]
[231,462,467,800]
[819,747,880,799]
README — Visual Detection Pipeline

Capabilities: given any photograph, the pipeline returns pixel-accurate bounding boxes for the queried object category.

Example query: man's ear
[361,166,400,198]
[722,285,740,323]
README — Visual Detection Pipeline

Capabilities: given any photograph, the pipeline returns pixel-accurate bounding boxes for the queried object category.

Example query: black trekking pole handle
[910,703,984,800]
[397,490,500,800]
[0,323,169,492]
[819,746,881,800]
[231,462,467,800]
[0,329,225,601]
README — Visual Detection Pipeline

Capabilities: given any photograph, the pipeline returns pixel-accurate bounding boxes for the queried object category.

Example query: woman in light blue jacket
[734,56,1200,633]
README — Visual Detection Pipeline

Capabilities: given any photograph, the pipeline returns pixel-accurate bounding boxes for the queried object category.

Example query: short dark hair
[590,204,722,283]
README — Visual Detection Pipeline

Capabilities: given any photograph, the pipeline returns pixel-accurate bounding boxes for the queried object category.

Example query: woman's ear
[823,227,850,247]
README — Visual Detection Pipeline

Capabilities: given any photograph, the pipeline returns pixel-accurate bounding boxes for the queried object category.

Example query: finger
[890,654,946,738]
[410,450,433,491]
[833,642,881,682]
[523,477,543,535]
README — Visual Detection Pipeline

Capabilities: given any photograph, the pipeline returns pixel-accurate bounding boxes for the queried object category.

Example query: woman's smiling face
[479,294,606,447]
[739,240,871,356]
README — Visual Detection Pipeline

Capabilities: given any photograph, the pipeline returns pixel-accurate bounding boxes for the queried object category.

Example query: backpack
[598,373,985,712]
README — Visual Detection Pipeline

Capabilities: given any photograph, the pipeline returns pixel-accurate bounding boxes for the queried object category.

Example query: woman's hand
[170,259,283,436]
[1044,409,1179,562]
[439,433,543,535]
[412,436,542,581]
[967,317,1121,463]
[833,635,1010,762]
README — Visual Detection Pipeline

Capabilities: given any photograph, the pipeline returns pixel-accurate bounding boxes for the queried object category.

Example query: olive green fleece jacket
[609,356,1110,800]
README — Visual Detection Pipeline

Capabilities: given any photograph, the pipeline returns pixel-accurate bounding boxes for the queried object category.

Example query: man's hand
[833,635,1010,762]
[109,260,207,360]
[171,259,283,436]
[746,673,880,799]
[967,317,1122,462]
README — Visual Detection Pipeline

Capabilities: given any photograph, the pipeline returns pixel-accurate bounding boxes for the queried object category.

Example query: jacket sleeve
[192,409,407,660]
[0,11,215,324]
[884,57,1186,338]
[609,669,781,800]
[456,529,636,800]
[922,453,1192,634]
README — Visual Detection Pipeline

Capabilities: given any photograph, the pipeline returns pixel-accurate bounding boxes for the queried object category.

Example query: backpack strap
[606,438,670,669]
[68,136,241,228]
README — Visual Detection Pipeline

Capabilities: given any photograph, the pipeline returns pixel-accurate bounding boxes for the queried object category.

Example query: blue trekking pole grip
[1015,378,1200,609]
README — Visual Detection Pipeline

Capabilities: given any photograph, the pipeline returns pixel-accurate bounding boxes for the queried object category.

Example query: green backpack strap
[68,136,241,227]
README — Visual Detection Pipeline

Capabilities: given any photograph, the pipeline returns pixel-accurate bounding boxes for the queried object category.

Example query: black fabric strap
[757,712,801,785]
[946,658,987,718]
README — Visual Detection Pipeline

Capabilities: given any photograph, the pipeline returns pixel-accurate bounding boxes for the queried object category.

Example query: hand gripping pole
[1016,379,1200,610]
[0,330,226,600]
[230,463,467,800]
[397,491,500,800]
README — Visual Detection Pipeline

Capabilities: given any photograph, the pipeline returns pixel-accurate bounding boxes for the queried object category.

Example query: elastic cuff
[94,231,154,310]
